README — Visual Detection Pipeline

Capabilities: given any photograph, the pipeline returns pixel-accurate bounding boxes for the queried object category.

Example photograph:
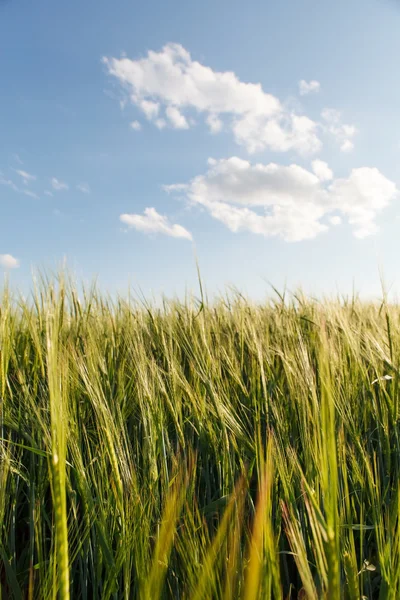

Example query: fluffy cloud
[77,182,91,194]
[166,106,189,129]
[232,113,321,155]
[15,169,36,184]
[299,80,321,96]
[0,254,19,269]
[120,207,192,240]
[340,139,354,153]
[103,43,321,155]
[312,159,333,182]
[130,120,142,131]
[140,100,160,119]
[321,109,356,152]
[327,167,396,237]
[165,157,397,242]
[51,177,69,191]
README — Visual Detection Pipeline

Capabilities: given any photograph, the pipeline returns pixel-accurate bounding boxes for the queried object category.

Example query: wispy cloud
[206,114,223,134]
[77,182,91,194]
[155,118,167,130]
[0,254,20,269]
[130,120,142,131]
[44,190,53,197]
[299,80,321,96]
[1,171,40,198]
[15,169,36,184]
[51,177,69,191]
[120,207,192,240]
[22,189,39,199]
[12,153,23,165]
[321,108,357,152]
[0,172,19,192]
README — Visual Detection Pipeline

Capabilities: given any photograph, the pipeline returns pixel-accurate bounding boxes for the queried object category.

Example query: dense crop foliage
[1,275,399,599]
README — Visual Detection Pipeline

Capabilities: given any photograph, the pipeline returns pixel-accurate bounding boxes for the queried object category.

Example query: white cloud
[321,108,357,152]
[165,157,398,242]
[23,190,39,199]
[312,159,333,181]
[340,140,354,153]
[321,108,340,123]
[0,173,19,192]
[155,118,167,129]
[120,207,192,240]
[140,99,160,119]
[232,112,321,155]
[44,190,53,197]
[299,80,321,96]
[330,216,342,225]
[0,254,19,269]
[12,153,23,165]
[166,106,189,129]
[103,43,322,155]
[15,169,36,184]
[77,182,91,194]
[206,113,223,133]
[327,167,396,238]
[130,120,142,131]
[1,172,38,197]
[51,177,69,191]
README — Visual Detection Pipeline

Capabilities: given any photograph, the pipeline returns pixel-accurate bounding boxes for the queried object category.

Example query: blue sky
[1,0,400,299]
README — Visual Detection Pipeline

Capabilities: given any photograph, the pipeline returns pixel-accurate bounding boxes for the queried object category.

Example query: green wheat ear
[46,280,70,600]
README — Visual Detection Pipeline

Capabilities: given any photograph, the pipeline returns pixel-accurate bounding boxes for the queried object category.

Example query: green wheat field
[1,274,399,599]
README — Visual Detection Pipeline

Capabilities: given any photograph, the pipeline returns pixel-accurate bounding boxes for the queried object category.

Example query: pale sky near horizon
[1,0,400,300]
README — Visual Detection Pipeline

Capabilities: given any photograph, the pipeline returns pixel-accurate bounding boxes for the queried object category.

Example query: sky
[1,0,400,300]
